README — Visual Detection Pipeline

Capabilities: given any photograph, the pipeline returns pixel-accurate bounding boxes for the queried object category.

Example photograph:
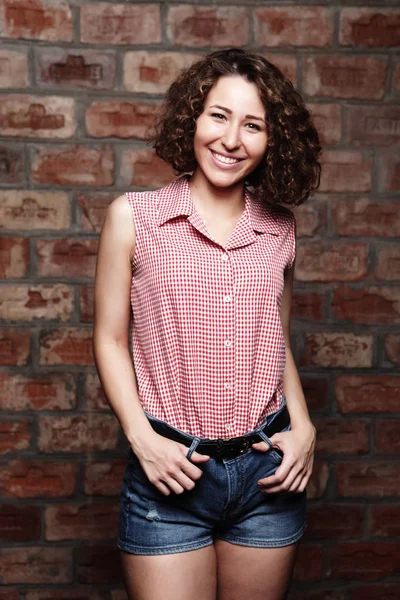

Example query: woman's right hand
[132,432,210,496]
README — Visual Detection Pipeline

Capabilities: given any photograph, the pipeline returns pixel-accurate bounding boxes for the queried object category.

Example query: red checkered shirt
[126,175,296,439]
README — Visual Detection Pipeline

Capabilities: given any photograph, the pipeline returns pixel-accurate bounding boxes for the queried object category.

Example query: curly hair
[152,48,321,206]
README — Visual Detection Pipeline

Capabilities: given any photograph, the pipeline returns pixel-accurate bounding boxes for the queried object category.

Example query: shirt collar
[157,175,282,236]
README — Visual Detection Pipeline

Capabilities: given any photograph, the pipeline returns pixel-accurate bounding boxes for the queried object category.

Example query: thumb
[190,451,210,462]
[268,433,283,449]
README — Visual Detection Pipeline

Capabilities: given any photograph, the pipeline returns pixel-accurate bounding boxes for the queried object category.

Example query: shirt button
[222,254,229,261]
[225,424,232,431]
[224,382,231,389]
[224,295,232,303]
[224,340,232,347]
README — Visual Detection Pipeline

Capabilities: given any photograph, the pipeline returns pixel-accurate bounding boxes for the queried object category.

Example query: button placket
[220,250,235,437]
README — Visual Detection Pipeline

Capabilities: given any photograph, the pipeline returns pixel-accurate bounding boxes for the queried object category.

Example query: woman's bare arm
[93,195,208,496]
[93,194,154,445]
[252,262,316,494]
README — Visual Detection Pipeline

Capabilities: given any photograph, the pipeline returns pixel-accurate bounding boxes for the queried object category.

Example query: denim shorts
[118,403,307,555]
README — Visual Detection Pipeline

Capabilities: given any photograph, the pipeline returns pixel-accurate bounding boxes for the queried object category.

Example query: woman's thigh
[121,545,217,600]
[215,539,299,600]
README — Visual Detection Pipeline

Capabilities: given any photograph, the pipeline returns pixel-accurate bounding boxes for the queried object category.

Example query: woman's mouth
[209,149,245,169]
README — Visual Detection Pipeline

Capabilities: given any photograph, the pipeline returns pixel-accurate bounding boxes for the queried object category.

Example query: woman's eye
[246,123,261,131]
[211,112,226,120]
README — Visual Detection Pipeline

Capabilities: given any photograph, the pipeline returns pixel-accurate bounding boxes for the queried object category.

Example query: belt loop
[186,436,201,461]
[258,430,273,449]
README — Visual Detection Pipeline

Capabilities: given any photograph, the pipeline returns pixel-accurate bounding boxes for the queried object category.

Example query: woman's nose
[221,124,241,150]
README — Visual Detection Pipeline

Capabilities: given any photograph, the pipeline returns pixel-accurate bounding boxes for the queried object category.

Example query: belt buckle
[239,436,249,455]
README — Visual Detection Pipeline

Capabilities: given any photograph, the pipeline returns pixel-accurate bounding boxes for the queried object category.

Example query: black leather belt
[148,406,290,460]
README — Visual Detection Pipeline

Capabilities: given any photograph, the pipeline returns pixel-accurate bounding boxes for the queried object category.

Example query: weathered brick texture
[0,0,399,596]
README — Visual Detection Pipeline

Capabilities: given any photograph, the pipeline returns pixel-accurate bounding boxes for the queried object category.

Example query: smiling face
[192,75,268,192]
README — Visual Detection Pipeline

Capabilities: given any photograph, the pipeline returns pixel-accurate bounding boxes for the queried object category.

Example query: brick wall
[0,1,399,598]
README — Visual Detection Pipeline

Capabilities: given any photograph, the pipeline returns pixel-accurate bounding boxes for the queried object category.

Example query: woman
[93,48,321,600]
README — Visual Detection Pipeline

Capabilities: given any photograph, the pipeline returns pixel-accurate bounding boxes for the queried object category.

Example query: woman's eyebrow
[209,104,265,123]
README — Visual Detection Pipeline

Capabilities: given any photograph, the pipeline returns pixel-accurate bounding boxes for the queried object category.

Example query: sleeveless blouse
[126,175,296,438]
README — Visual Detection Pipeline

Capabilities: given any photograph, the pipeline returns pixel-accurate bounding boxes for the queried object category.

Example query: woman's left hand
[252,421,316,494]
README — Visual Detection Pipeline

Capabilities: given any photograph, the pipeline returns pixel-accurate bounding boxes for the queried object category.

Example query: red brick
[0,459,76,498]
[78,191,114,232]
[306,504,364,539]
[36,48,116,90]
[380,151,400,192]
[369,505,400,537]
[332,286,400,325]
[84,459,126,496]
[307,460,329,499]
[85,373,109,410]
[295,242,368,282]
[303,57,386,100]
[0,190,70,230]
[292,292,323,320]
[31,144,114,186]
[293,544,322,582]
[337,461,400,497]
[261,55,297,86]
[351,584,400,600]
[375,247,400,281]
[347,105,400,146]
[0,237,29,278]
[36,239,98,278]
[86,101,159,139]
[0,48,28,87]
[336,375,400,414]
[0,145,24,184]
[385,334,400,366]
[167,6,248,47]
[0,328,30,366]
[303,332,373,368]
[26,592,108,600]
[0,419,31,454]
[300,377,329,412]
[0,0,73,41]
[80,285,94,322]
[46,503,118,541]
[340,9,400,47]
[394,64,400,95]
[0,95,75,138]
[307,104,341,146]
[319,151,372,192]
[332,198,400,237]
[40,328,94,366]
[0,591,19,600]
[123,51,199,94]
[293,200,326,237]
[326,542,400,580]
[80,3,161,45]
[39,414,119,452]
[45,503,119,542]
[0,284,73,322]
[375,421,400,454]
[119,149,174,189]
[0,547,72,584]
[77,544,123,585]
[314,418,369,455]
[0,373,75,411]
[0,504,41,541]
[255,7,333,48]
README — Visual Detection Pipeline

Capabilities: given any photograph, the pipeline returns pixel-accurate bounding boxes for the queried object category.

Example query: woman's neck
[188,169,246,219]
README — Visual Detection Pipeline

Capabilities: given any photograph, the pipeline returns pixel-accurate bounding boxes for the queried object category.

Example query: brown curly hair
[152,48,321,207]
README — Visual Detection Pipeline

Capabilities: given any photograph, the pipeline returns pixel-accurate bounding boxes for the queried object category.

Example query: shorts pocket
[260,423,291,464]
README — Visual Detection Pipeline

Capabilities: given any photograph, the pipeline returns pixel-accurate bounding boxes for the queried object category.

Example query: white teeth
[212,151,240,164]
